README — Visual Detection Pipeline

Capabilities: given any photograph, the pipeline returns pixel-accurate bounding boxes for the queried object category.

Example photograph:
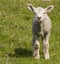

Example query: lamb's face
[27,4,54,22]
[34,7,46,22]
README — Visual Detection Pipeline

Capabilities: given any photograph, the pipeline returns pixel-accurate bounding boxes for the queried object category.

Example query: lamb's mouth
[37,20,42,23]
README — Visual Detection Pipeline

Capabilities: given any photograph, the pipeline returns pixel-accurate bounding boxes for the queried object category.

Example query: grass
[0,0,60,64]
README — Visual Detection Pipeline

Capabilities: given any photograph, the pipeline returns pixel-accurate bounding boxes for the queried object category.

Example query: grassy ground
[0,0,60,64]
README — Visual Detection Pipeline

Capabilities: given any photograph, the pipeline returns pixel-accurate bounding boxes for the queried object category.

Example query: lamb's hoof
[34,56,40,59]
[44,54,50,60]
[33,53,40,59]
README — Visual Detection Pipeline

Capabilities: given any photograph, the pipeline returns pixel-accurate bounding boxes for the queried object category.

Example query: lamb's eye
[44,12,46,14]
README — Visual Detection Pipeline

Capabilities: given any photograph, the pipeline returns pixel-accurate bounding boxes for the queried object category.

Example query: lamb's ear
[27,4,35,12]
[45,5,54,12]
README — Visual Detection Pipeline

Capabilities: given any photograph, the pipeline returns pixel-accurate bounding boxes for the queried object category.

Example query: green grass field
[0,0,60,64]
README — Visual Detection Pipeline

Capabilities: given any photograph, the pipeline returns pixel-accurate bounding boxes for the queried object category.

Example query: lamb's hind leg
[43,33,50,60]
[32,35,40,59]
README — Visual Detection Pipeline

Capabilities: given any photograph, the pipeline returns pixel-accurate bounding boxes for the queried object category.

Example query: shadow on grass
[9,48,32,58]
[9,48,43,58]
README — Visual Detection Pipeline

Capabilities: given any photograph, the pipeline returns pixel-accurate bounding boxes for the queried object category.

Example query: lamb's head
[27,4,54,22]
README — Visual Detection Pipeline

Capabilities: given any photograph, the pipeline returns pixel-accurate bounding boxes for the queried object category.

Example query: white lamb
[27,4,54,59]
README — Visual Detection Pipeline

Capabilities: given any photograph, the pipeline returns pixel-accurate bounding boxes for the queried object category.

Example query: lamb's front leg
[43,33,50,60]
[32,35,40,59]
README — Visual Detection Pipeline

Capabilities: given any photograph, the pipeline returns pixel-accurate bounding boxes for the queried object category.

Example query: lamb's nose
[37,17,41,19]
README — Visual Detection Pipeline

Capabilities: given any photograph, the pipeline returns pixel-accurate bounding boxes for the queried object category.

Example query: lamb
[27,4,54,59]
